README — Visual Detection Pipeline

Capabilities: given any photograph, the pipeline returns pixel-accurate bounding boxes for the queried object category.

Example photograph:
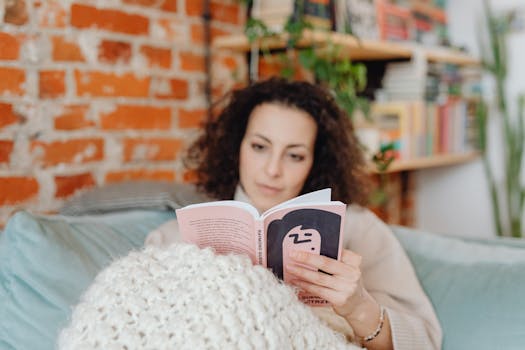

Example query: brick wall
[0,0,246,225]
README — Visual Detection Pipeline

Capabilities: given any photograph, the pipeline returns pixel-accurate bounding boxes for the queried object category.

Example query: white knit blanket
[59,244,362,350]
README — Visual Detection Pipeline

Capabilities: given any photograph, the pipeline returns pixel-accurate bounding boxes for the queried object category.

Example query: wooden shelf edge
[424,47,480,66]
[213,31,479,66]
[368,152,480,173]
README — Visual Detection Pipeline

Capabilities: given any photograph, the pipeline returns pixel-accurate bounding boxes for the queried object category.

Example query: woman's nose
[265,154,282,177]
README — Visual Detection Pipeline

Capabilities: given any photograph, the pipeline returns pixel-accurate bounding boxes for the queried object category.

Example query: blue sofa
[1,208,525,350]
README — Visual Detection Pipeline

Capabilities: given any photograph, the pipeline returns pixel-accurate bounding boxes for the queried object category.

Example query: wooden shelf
[213,30,413,61]
[368,152,480,173]
[213,30,480,66]
[423,46,480,66]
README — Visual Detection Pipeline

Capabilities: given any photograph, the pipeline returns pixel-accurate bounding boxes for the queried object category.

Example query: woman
[146,78,442,349]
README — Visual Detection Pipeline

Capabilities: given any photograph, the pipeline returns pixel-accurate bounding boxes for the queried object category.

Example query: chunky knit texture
[59,244,361,350]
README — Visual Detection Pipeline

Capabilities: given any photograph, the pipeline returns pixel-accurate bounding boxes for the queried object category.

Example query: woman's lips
[257,183,282,195]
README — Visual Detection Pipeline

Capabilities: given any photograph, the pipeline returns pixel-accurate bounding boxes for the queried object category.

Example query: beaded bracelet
[364,305,385,342]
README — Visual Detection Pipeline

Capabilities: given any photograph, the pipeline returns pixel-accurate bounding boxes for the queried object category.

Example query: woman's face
[239,103,317,212]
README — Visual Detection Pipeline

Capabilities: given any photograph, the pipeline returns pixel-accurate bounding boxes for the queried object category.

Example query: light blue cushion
[392,226,525,350]
[0,210,175,350]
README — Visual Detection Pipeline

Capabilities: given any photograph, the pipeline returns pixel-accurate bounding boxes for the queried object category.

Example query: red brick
[180,51,204,72]
[161,0,177,12]
[257,53,307,80]
[220,56,238,71]
[31,138,104,167]
[100,105,171,130]
[190,23,231,44]
[0,103,21,128]
[54,105,93,130]
[185,1,240,24]
[258,56,283,79]
[185,0,203,16]
[140,45,171,68]
[122,0,177,11]
[71,4,149,35]
[122,0,161,6]
[75,70,150,97]
[0,177,39,205]
[0,32,21,60]
[210,2,240,24]
[0,67,25,96]
[39,70,66,98]
[154,18,184,41]
[154,78,189,100]
[4,0,29,25]
[179,108,207,128]
[54,173,96,198]
[123,137,182,162]
[0,140,14,163]
[51,36,85,62]
[37,0,67,28]
[98,40,132,64]
[105,169,175,182]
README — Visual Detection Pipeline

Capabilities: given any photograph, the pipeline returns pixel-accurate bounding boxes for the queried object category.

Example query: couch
[1,183,525,350]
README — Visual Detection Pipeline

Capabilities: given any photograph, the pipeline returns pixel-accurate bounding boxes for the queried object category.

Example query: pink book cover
[175,189,347,306]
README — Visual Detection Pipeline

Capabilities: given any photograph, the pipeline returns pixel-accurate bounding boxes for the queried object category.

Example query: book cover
[375,0,413,41]
[299,0,336,31]
[336,0,379,39]
[371,101,414,159]
[175,188,346,306]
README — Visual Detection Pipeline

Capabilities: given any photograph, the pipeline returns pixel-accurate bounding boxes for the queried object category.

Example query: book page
[262,188,332,217]
[176,205,258,264]
[263,202,346,306]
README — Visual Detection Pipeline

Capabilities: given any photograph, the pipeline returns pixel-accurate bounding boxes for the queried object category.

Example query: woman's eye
[251,143,265,151]
[288,153,305,162]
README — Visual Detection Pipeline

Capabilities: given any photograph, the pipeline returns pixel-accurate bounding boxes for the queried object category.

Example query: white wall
[415,0,525,238]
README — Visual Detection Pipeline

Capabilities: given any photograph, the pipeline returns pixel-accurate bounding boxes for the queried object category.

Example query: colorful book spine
[376,0,413,41]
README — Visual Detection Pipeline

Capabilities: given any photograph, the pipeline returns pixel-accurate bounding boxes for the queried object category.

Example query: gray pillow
[60,181,213,215]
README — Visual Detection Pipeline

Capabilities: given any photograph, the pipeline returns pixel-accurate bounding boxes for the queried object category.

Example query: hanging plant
[241,1,369,120]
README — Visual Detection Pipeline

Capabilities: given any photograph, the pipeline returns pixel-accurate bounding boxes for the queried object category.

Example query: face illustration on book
[282,225,321,283]
[267,208,341,281]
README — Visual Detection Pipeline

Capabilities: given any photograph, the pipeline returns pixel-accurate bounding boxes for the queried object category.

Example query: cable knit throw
[59,244,363,350]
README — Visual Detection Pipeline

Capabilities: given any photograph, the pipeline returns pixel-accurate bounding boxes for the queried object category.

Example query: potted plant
[478,0,525,237]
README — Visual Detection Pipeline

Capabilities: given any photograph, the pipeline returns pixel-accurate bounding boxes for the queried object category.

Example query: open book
[175,188,347,306]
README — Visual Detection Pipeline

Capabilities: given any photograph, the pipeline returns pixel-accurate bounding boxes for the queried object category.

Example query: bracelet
[363,305,385,342]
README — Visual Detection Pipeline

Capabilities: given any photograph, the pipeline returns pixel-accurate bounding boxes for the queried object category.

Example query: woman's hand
[286,249,393,350]
[286,249,372,319]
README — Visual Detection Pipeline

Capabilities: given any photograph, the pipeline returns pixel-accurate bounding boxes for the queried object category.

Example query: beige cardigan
[145,188,442,349]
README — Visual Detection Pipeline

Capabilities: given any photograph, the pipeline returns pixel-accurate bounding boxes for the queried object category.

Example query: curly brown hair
[185,77,370,206]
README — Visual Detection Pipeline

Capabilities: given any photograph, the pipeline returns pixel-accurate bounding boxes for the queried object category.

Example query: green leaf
[369,189,388,206]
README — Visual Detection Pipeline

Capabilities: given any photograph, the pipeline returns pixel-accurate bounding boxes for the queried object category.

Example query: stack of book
[370,60,481,160]
[369,97,477,161]
[301,0,336,30]
[380,57,427,101]
[334,0,450,45]
[376,0,413,41]
[335,0,379,39]
[411,0,449,46]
